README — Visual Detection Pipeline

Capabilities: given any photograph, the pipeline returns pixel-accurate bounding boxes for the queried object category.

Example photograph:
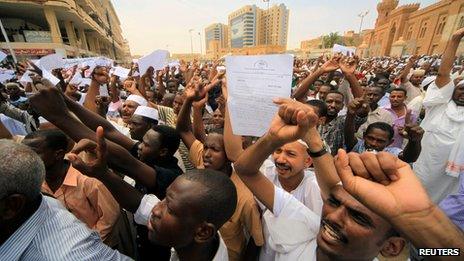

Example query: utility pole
[358,11,369,34]
[106,10,117,60]
[189,29,194,54]
[198,32,202,56]
[0,18,17,63]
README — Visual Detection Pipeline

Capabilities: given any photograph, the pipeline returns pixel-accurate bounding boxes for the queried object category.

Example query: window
[419,22,427,38]
[459,16,464,29]
[436,16,447,35]
[406,26,413,40]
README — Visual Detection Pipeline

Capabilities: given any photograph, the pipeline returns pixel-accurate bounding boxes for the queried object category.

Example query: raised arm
[335,151,464,253]
[29,88,159,190]
[192,96,207,143]
[399,55,417,84]
[63,93,135,151]
[234,98,318,212]
[339,56,363,98]
[219,78,245,162]
[83,66,109,113]
[344,98,367,151]
[436,28,464,88]
[68,127,143,213]
[302,127,340,199]
[398,124,423,163]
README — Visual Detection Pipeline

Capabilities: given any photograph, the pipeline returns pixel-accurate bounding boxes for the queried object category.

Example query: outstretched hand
[268,98,319,146]
[334,150,433,224]
[67,126,108,179]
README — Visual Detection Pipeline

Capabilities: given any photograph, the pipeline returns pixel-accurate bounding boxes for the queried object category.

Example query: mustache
[321,219,349,244]
[275,162,290,169]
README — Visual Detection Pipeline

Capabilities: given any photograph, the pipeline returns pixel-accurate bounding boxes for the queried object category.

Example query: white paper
[333,44,356,56]
[99,84,109,97]
[168,60,180,68]
[113,66,130,78]
[69,71,83,85]
[42,68,60,86]
[19,70,33,83]
[39,54,65,71]
[79,78,92,87]
[0,73,15,83]
[226,54,293,137]
[138,50,169,75]
[0,50,7,62]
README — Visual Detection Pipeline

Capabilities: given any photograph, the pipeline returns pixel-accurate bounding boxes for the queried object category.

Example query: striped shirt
[0,195,131,261]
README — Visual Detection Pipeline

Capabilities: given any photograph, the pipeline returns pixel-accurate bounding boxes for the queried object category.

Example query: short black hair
[326,90,345,100]
[183,169,237,228]
[152,125,180,156]
[365,122,394,140]
[24,129,69,151]
[390,88,407,96]
[306,99,327,118]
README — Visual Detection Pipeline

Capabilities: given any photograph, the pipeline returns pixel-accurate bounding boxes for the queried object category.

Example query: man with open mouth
[234,98,464,260]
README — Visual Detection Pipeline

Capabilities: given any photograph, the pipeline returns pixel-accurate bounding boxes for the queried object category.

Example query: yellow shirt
[189,140,264,261]
[41,166,120,241]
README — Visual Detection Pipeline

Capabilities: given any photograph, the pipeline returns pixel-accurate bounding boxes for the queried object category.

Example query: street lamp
[198,32,202,56]
[189,29,194,54]
[358,11,369,34]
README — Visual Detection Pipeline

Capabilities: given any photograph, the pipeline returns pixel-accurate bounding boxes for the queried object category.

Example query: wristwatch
[308,141,329,158]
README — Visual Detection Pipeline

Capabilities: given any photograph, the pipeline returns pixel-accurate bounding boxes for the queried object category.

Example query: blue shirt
[352,139,402,156]
[0,195,131,261]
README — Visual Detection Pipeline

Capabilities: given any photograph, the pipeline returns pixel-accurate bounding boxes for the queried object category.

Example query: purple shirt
[382,105,418,148]
[439,174,464,231]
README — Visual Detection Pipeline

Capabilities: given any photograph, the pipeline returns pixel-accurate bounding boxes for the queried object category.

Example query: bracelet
[308,142,329,158]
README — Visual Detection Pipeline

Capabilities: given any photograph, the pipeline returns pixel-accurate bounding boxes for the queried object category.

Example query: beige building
[257,3,289,47]
[206,3,289,59]
[0,0,131,63]
[205,23,229,52]
[358,0,464,58]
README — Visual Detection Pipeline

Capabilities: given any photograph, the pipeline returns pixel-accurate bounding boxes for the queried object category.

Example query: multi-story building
[205,23,229,52]
[228,5,259,48]
[205,3,289,58]
[0,0,131,63]
[257,3,289,47]
[358,0,464,57]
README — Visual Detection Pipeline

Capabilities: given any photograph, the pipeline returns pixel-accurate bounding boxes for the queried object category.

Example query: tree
[322,32,344,48]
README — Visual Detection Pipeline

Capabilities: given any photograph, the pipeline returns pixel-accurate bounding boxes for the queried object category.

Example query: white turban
[125,95,147,106]
[134,106,159,121]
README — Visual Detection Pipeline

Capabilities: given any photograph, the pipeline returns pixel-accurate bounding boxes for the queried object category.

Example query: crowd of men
[0,26,464,261]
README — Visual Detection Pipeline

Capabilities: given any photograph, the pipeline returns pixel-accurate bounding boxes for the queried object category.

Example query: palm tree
[322,32,343,48]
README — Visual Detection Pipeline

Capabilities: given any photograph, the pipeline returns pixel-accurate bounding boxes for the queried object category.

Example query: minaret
[375,0,399,27]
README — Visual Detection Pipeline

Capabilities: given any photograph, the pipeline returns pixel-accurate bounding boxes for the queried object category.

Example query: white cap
[126,95,147,106]
[420,76,436,89]
[134,106,159,121]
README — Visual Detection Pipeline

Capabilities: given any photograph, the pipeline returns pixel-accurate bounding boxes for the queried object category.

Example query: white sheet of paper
[0,50,7,62]
[168,60,180,68]
[69,71,83,85]
[99,85,109,97]
[0,73,15,83]
[226,54,293,137]
[19,70,33,83]
[79,78,92,87]
[113,66,130,78]
[138,50,169,75]
[333,44,356,56]
[39,54,65,71]
[42,68,60,86]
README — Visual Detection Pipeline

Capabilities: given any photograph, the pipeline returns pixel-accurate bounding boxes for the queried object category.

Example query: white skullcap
[126,95,147,106]
[134,106,159,121]
[412,69,426,77]
[420,76,436,89]
[296,139,309,148]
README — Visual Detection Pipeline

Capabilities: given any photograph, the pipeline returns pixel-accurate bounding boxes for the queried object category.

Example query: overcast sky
[111,0,438,56]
